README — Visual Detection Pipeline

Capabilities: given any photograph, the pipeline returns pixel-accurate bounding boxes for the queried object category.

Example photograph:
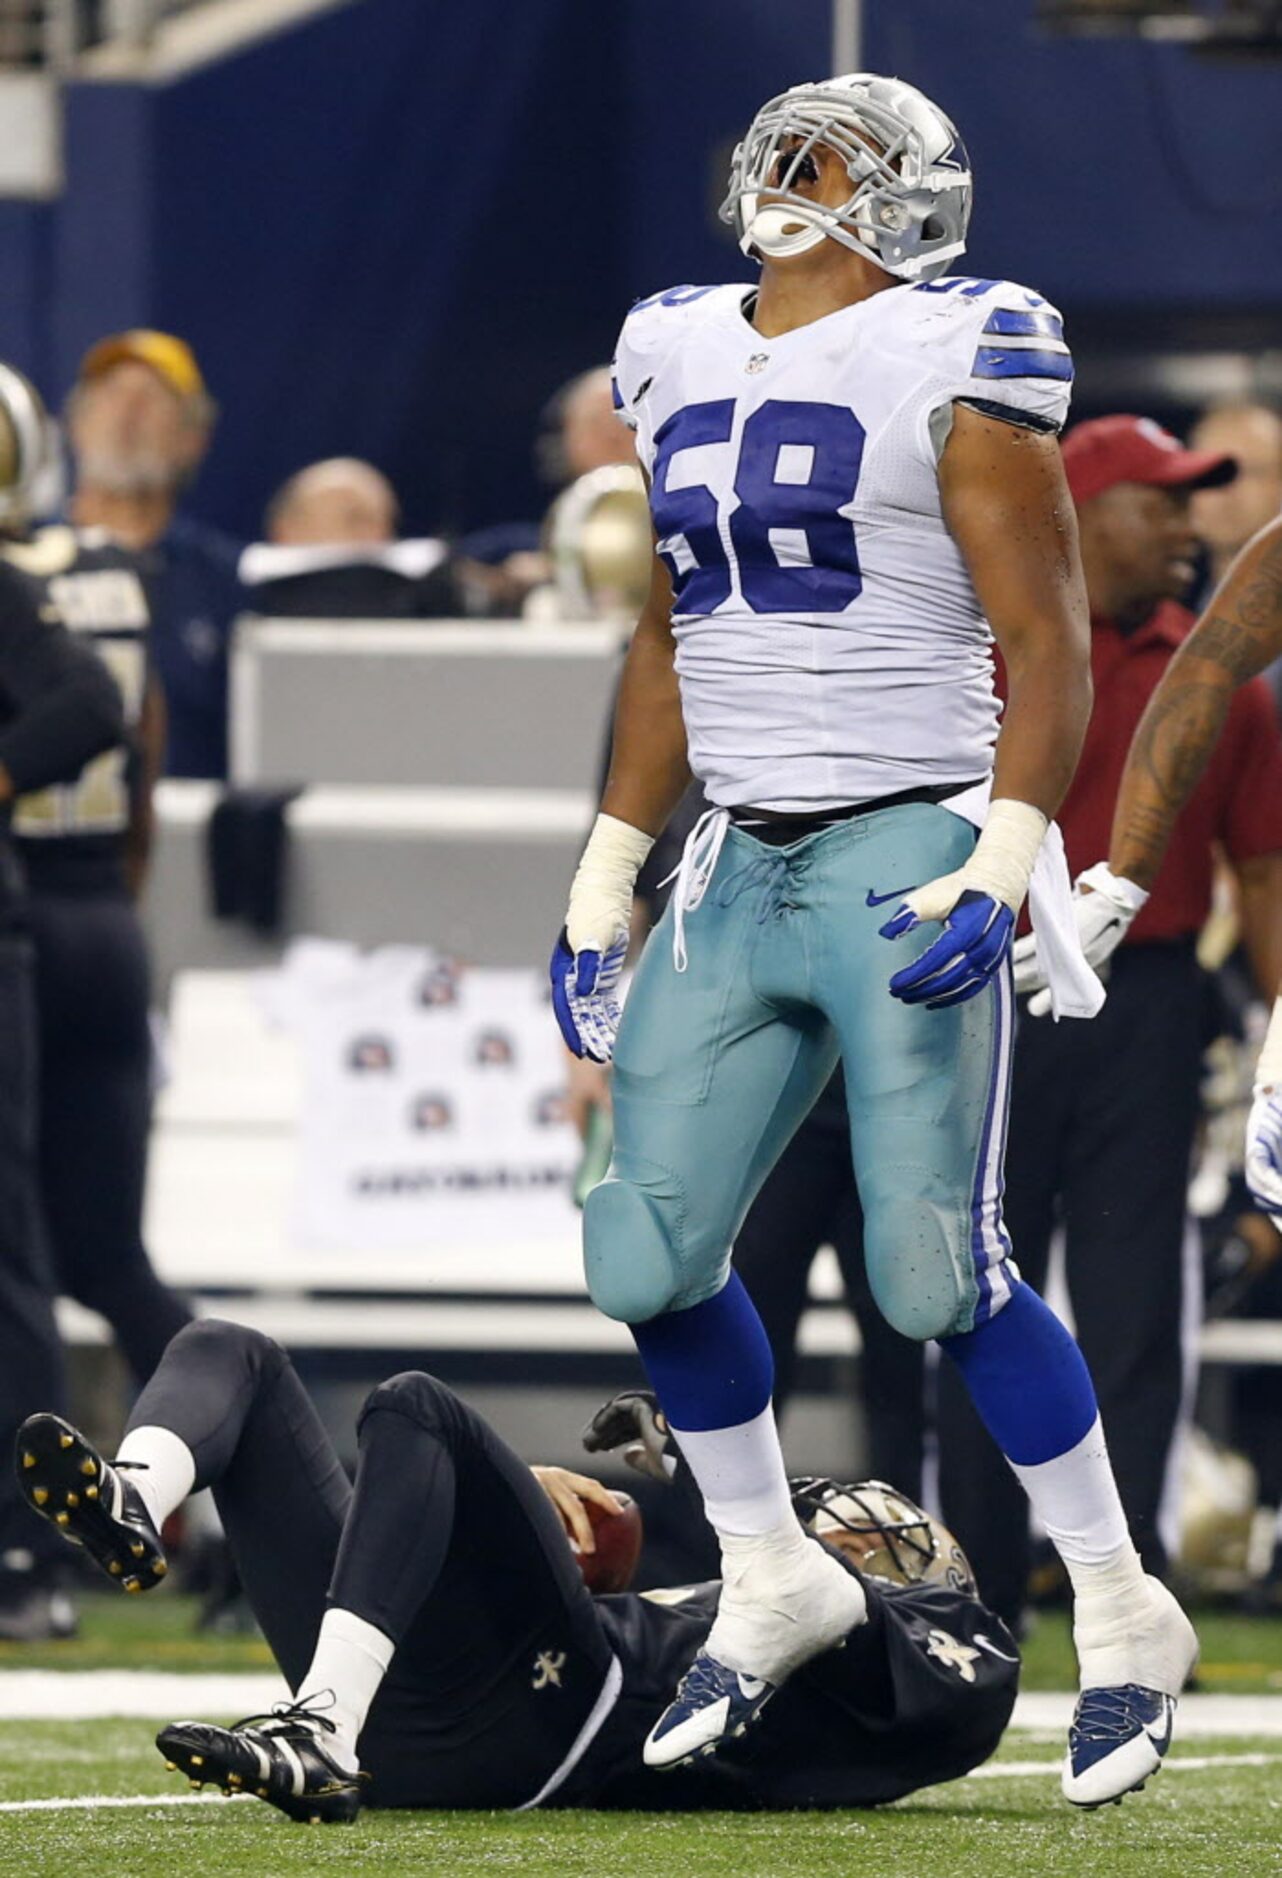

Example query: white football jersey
[612,276,1073,811]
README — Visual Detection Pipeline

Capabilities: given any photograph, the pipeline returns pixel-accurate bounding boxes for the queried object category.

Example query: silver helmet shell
[721,72,972,282]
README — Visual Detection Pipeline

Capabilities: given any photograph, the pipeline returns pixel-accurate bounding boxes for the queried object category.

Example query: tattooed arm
[1107,518,1282,1216]
[1109,517,1282,891]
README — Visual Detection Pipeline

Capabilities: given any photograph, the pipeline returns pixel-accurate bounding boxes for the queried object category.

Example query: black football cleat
[157,1703,365,1825]
[15,1413,166,1594]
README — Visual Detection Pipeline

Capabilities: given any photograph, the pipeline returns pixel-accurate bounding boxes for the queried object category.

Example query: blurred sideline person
[0,362,126,1637]
[1189,402,1282,718]
[537,368,640,488]
[1188,403,1282,594]
[0,376,192,1399]
[240,458,460,619]
[67,330,244,779]
[271,458,399,546]
[18,1320,1016,1823]
[939,415,1282,1627]
[553,72,1196,1810]
[458,364,641,619]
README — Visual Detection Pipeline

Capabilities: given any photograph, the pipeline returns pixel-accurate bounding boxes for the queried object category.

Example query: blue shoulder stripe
[972,345,1074,383]
[983,307,1064,342]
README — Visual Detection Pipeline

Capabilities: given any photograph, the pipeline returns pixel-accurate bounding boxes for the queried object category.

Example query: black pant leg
[0,931,67,1575]
[732,1078,854,1412]
[935,1005,1066,1629]
[1059,946,1205,1575]
[345,1371,616,1809]
[30,894,190,1381]
[129,1319,350,1685]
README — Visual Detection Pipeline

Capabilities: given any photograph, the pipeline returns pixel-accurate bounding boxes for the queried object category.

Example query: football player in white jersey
[551,73,1196,1805]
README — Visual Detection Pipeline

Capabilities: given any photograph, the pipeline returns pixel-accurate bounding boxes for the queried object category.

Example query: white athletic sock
[113,1426,196,1530]
[669,1405,798,1537]
[296,1607,395,1771]
[1010,1415,1155,1685]
[1008,1414,1134,1566]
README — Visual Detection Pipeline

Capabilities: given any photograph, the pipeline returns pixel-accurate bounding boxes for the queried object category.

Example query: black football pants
[936,943,1206,1625]
[0,927,67,1576]
[733,1075,927,1499]
[128,1320,615,1808]
[28,891,189,1380]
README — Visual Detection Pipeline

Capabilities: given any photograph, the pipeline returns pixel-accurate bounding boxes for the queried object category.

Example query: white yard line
[0,1671,288,1719]
[0,1791,250,1815]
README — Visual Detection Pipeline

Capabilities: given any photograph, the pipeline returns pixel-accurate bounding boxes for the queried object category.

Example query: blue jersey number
[652,400,736,615]
[651,399,865,616]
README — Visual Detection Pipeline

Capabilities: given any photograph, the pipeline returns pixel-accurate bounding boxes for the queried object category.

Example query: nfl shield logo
[745,352,769,374]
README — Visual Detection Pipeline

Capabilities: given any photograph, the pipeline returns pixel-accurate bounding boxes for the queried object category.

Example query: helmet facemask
[791,1476,978,1597]
[721,76,972,283]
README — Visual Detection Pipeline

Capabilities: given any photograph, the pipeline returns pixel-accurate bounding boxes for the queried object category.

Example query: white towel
[939,782,1105,1021]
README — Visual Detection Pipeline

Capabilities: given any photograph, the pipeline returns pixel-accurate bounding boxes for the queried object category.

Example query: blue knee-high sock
[630,1271,774,1431]
[940,1280,1098,1467]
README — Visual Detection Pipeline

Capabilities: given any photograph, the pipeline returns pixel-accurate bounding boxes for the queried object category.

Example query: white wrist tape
[566,812,654,954]
[1255,994,1282,1095]
[905,797,1047,922]
[967,798,1049,912]
[1076,860,1150,916]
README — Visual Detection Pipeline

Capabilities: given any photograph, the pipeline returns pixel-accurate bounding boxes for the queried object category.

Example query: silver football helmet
[721,72,972,281]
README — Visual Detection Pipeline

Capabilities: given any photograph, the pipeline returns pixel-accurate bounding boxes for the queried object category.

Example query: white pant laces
[663,807,730,973]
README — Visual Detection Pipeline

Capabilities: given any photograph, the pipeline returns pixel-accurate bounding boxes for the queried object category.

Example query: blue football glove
[550,928,628,1063]
[879,889,1015,1010]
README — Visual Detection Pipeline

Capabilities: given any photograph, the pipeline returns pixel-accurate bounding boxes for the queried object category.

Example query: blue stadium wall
[0,0,1277,543]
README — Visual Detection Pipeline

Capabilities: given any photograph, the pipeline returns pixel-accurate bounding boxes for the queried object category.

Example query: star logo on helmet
[933,136,970,175]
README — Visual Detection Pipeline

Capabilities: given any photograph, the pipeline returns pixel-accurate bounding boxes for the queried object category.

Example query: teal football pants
[582,804,1018,1341]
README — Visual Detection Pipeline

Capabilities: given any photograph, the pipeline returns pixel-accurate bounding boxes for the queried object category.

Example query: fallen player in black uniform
[16,1319,1018,1821]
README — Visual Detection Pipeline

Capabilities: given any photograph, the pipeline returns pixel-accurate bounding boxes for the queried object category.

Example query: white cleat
[1062,1576,1198,1808]
[644,1533,866,1769]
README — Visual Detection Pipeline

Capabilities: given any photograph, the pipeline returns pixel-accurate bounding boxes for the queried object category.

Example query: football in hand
[575,1491,643,1594]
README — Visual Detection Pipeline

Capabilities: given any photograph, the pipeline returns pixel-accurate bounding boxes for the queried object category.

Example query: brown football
[575,1491,644,1594]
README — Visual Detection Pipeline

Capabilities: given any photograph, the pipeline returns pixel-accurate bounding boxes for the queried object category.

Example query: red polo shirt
[1000,602,1282,945]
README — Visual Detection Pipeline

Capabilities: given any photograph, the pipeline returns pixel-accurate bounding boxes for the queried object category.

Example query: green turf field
[5,1587,1280,1694]
[0,1595,1279,1878]
[2,1724,1279,1878]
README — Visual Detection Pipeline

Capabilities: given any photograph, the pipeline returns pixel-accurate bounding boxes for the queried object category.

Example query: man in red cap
[935,413,1282,1629]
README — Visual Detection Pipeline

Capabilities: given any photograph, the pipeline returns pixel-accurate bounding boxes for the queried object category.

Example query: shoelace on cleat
[229,1692,340,1741]
[669,1655,739,1711]
[1071,1686,1154,1743]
